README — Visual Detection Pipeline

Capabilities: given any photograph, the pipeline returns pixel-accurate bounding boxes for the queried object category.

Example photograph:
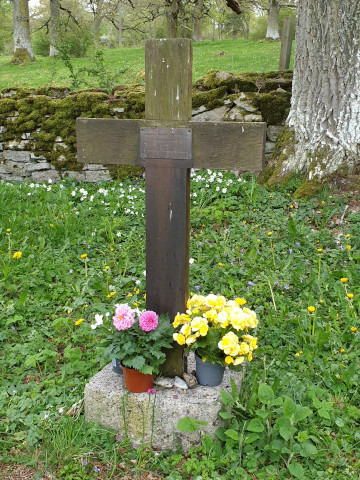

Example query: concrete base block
[84,356,244,452]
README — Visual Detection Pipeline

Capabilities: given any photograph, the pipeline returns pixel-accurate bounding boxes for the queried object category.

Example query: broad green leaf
[218,410,234,420]
[225,429,239,441]
[279,425,297,441]
[283,396,297,419]
[219,390,233,406]
[244,432,260,444]
[177,417,208,432]
[294,406,312,424]
[258,383,275,404]
[247,418,265,433]
[288,462,304,479]
[299,441,318,457]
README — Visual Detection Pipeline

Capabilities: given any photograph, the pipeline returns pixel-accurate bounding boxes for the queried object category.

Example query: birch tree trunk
[49,0,60,56]
[283,0,360,181]
[266,0,280,40]
[11,0,35,62]
[192,0,203,42]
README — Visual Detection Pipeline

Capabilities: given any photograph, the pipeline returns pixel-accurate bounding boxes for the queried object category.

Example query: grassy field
[1,173,359,479]
[0,39,291,91]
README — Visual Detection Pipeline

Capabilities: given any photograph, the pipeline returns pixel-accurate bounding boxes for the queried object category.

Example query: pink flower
[139,310,158,332]
[147,388,156,394]
[113,304,135,331]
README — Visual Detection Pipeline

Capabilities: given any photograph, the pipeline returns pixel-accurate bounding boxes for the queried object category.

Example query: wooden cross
[77,39,265,376]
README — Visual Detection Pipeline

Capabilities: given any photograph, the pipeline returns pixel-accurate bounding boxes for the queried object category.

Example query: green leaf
[279,425,297,441]
[63,346,82,361]
[225,429,239,441]
[258,383,275,404]
[288,462,304,479]
[244,432,260,444]
[177,417,208,432]
[218,410,234,420]
[283,396,297,419]
[294,407,312,424]
[299,441,318,457]
[129,355,146,371]
[219,390,233,406]
[247,418,265,433]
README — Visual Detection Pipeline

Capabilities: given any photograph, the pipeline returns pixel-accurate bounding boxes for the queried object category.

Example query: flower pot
[195,353,225,386]
[121,365,155,393]
[112,359,123,374]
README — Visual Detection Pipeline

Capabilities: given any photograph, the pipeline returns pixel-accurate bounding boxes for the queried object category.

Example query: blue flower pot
[195,353,225,386]
[112,359,123,374]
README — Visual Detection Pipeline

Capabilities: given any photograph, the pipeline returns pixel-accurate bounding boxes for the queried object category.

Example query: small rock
[174,376,188,390]
[155,377,175,388]
[183,373,198,388]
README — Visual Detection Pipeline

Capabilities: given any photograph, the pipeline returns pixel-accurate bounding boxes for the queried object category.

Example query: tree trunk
[49,0,60,56]
[93,0,104,44]
[278,0,360,188]
[118,0,123,46]
[165,0,181,38]
[266,0,280,40]
[11,0,35,63]
[192,0,203,42]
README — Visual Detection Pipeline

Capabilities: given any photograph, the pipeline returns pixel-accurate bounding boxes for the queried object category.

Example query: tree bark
[165,0,181,38]
[266,0,280,40]
[282,0,360,181]
[192,0,203,42]
[118,0,123,46]
[49,0,60,56]
[93,0,104,44]
[11,0,35,62]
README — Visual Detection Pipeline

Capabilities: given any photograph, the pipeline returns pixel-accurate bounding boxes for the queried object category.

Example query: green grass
[0,39,292,91]
[0,173,359,479]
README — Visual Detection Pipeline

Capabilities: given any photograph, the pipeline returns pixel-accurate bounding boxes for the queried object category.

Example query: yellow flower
[75,318,84,326]
[190,317,208,336]
[127,293,132,297]
[242,334,258,350]
[307,306,315,313]
[317,248,323,253]
[234,356,245,366]
[346,245,351,250]
[350,327,357,332]
[110,248,114,252]
[340,348,345,353]
[238,342,250,355]
[6,228,11,233]
[105,266,109,270]
[13,251,22,259]
[218,262,224,267]
[49,224,53,227]
[81,254,87,259]
[346,234,350,238]
[235,297,247,307]
[185,334,198,345]
[218,331,239,356]
[340,278,348,283]
[173,333,185,345]
[247,351,253,362]
[225,356,234,364]
[180,323,192,337]
[268,232,272,236]
[321,201,325,205]
[319,300,323,304]
[347,293,354,299]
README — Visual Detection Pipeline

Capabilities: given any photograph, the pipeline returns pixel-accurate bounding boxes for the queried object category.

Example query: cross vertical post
[143,39,192,376]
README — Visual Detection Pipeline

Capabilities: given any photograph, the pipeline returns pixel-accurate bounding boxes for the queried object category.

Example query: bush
[250,15,268,41]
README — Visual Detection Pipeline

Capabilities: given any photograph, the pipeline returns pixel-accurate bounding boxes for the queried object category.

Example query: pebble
[174,376,188,390]
[155,377,175,388]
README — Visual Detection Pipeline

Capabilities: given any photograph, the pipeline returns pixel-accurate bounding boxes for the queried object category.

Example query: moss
[258,166,275,184]
[10,49,35,65]
[294,179,322,198]
[35,87,70,98]
[192,86,228,109]
[108,165,144,181]
[17,96,53,116]
[127,92,145,113]
[1,88,34,99]
[0,98,17,114]
[196,71,257,93]
[264,127,295,187]
[257,91,291,124]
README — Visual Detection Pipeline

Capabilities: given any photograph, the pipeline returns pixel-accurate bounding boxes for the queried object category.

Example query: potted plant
[172,294,259,386]
[90,304,174,392]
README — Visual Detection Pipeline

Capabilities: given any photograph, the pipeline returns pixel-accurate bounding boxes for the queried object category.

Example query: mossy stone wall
[0,70,292,183]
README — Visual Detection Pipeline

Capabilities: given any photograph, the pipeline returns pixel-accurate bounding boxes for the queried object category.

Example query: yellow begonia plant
[173,293,259,367]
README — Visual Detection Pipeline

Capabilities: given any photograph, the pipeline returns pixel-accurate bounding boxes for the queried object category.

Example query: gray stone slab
[31,170,60,183]
[3,150,31,162]
[84,354,244,452]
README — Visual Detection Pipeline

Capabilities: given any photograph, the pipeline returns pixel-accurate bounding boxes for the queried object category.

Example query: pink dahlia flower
[139,310,158,332]
[113,304,135,331]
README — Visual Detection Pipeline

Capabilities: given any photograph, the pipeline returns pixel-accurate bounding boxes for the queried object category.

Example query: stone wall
[0,70,292,183]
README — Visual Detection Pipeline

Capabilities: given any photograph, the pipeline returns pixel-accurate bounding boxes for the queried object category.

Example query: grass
[0,38,292,91]
[0,172,359,479]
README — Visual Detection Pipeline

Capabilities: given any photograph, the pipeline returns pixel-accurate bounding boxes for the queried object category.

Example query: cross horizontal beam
[77,118,265,172]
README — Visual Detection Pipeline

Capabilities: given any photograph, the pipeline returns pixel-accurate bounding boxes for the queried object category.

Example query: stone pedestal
[84,355,244,452]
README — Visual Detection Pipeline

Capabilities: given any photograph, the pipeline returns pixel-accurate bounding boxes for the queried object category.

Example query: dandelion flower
[6,229,11,233]
[75,318,85,326]
[317,248,323,253]
[268,232,272,236]
[13,251,22,259]
[307,306,315,313]
[340,278,348,283]
[347,293,354,299]
[81,254,87,259]
[346,245,351,250]
[350,327,357,332]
